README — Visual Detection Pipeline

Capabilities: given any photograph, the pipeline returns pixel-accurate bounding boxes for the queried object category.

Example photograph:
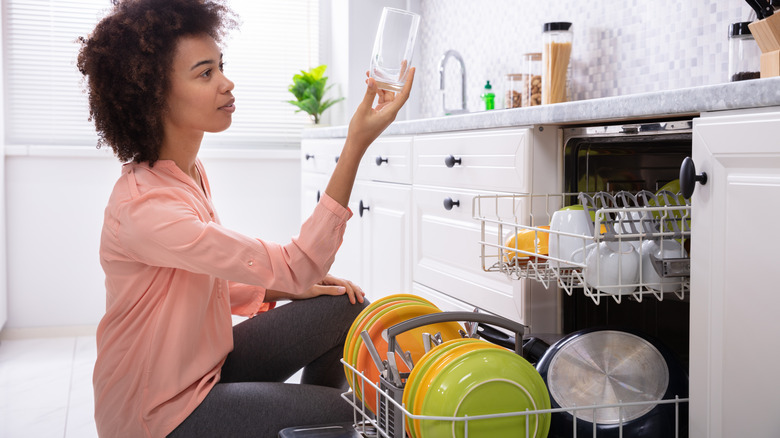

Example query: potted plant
[287,65,343,124]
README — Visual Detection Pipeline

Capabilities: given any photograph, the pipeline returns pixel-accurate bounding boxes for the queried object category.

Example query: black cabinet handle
[359,200,370,217]
[443,197,460,210]
[444,154,462,168]
[305,153,314,160]
[334,155,339,163]
[680,156,707,198]
[316,190,321,203]
[375,156,389,166]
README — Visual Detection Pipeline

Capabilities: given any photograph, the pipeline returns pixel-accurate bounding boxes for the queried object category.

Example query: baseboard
[0,325,98,340]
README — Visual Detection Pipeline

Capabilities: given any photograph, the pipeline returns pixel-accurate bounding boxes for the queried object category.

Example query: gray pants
[168,294,369,438]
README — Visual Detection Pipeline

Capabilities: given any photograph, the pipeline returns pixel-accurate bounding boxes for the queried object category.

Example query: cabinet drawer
[358,136,413,184]
[412,186,523,322]
[301,138,343,175]
[413,128,532,192]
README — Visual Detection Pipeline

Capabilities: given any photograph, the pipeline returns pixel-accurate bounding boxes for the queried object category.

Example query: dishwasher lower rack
[473,191,691,305]
[341,359,688,438]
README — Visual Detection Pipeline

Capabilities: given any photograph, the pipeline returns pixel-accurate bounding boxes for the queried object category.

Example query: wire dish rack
[473,191,691,305]
[341,359,689,438]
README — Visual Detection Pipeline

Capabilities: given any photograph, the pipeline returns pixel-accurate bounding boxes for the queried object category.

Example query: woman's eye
[200,69,213,78]
[219,62,225,72]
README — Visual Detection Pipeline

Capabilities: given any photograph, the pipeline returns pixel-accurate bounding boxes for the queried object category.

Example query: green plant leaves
[287,64,344,124]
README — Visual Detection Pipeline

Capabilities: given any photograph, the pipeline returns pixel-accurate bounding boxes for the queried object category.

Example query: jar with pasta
[542,22,572,105]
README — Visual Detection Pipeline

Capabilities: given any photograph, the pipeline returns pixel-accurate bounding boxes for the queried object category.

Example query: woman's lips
[219,99,236,113]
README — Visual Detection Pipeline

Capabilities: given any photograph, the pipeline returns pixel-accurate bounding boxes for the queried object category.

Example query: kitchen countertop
[303,77,780,138]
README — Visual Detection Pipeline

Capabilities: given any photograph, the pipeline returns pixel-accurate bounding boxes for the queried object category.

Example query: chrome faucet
[438,50,467,115]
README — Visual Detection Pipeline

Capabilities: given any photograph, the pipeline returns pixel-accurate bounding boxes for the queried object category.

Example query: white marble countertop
[303,77,780,138]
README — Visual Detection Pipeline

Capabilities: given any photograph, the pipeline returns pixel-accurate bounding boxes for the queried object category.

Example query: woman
[77,0,414,436]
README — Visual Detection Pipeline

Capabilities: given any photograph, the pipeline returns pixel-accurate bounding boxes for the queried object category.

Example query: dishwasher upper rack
[341,359,689,438]
[473,191,691,305]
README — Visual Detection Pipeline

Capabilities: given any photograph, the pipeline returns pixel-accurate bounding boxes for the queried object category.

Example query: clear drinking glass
[369,7,420,92]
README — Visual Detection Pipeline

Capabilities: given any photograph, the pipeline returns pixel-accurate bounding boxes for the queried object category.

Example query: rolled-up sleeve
[117,188,352,299]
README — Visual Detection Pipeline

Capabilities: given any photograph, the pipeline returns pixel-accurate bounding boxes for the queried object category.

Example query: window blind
[3,0,319,149]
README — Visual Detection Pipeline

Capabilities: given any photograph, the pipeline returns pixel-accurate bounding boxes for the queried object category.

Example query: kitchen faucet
[438,50,467,115]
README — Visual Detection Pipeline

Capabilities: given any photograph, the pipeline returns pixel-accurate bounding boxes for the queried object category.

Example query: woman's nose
[221,74,234,93]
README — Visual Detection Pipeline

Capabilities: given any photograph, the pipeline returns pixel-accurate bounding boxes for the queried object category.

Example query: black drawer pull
[444,154,462,168]
[443,197,460,210]
[334,155,339,163]
[305,153,314,160]
[316,190,321,203]
[375,156,389,166]
[359,200,370,217]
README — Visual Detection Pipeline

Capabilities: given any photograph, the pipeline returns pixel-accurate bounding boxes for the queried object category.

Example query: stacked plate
[403,339,551,438]
[343,294,463,414]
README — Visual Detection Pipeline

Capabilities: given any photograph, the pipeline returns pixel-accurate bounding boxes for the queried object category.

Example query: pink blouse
[93,159,351,437]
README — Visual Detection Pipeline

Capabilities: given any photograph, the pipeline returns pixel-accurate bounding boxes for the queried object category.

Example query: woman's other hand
[265,274,365,304]
[308,274,365,304]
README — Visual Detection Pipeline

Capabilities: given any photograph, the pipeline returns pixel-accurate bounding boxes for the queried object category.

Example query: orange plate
[355,305,463,415]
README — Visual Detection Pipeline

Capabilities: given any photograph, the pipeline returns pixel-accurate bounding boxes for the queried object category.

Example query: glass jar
[523,52,542,107]
[505,73,524,108]
[728,22,761,82]
[542,22,573,104]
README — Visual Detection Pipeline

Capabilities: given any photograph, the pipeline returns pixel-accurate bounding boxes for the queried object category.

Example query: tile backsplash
[418,0,753,118]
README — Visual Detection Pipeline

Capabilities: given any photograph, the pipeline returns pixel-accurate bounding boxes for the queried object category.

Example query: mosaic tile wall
[418,0,754,118]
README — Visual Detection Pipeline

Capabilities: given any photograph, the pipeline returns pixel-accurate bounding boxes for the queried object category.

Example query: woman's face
[164,34,235,138]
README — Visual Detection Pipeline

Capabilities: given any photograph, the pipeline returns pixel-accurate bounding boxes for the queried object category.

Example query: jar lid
[729,22,752,38]
[523,52,542,60]
[543,22,572,32]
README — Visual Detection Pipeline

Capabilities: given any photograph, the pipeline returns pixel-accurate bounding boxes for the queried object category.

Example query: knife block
[749,13,780,77]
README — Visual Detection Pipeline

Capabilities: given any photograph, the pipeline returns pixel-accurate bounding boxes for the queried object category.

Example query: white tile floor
[0,332,308,438]
[0,336,98,438]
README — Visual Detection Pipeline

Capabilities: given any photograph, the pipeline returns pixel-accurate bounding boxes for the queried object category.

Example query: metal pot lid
[547,330,669,424]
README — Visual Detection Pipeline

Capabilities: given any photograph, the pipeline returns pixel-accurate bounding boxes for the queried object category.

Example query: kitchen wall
[419,0,752,117]
[2,148,300,333]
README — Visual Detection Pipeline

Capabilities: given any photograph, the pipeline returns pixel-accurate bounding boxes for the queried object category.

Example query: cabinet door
[358,180,413,301]
[412,185,519,322]
[359,136,413,184]
[0,139,5,330]
[413,128,533,192]
[329,184,365,291]
[690,111,780,438]
[301,172,328,222]
[301,138,342,175]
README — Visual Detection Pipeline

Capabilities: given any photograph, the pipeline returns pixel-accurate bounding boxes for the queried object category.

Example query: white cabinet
[301,136,414,301]
[413,128,534,192]
[411,127,560,331]
[689,110,780,438]
[301,127,560,331]
[412,184,516,320]
[336,180,413,302]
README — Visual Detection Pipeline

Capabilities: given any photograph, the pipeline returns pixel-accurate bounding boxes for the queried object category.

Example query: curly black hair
[77,0,237,165]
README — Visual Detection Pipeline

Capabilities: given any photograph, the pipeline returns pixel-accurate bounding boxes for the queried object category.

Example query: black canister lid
[729,22,752,38]
[543,22,572,32]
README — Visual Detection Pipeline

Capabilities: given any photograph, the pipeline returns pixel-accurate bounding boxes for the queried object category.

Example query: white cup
[573,241,640,295]
[548,206,593,269]
[640,239,687,292]
[369,7,420,92]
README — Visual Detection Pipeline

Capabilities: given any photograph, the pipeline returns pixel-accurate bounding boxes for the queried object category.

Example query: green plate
[419,348,551,438]
[405,339,498,438]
